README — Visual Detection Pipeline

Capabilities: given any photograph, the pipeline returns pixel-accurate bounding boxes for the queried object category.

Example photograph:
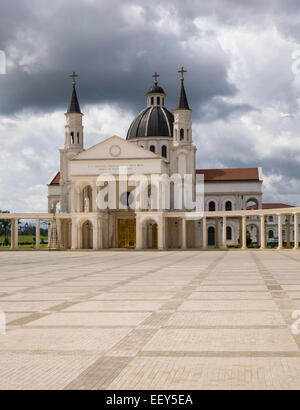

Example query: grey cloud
[0,0,238,116]
[198,98,257,122]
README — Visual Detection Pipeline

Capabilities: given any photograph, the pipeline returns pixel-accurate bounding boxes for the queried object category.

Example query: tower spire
[176,67,190,110]
[67,71,81,114]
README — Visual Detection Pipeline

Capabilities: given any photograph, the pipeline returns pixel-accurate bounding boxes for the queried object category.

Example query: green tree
[0,210,11,246]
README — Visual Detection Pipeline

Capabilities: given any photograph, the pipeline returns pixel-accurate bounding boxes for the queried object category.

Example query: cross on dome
[152,72,160,85]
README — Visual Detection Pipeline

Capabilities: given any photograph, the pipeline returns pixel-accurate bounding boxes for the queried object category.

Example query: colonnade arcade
[1,207,299,251]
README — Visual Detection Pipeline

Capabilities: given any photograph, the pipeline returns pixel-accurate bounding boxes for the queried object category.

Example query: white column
[14,219,19,250]
[181,218,186,249]
[11,219,16,250]
[294,213,299,250]
[222,216,227,249]
[278,214,283,249]
[136,217,143,250]
[98,218,104,249]
[242,215,247,249]
[71,218,78,250]
[36,219,40,249]
[202,217,207,249]
[286,215,291,248]
[215,217,219,248]
[92,182,97,212]
[56,218,61,249]
[70,185,76,212]
[92,218,99,250]
[76,186,81,212]
[158,217,165,250]
[260,215,265,249]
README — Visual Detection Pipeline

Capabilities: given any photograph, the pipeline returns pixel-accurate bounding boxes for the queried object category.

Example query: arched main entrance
[82,221,93,249]
[208,226,215,246]
[118,219,136,248]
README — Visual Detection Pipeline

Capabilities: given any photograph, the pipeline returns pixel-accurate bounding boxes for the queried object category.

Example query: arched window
[187,129,189,141]
[225,201,232,211]
[161,145,167,158]
[226,226,232,240]
[162,98,164,105]
[76,132,80,144]
[157,96,160,105]
[180,128,184,140]
[209,201,216,212]
[269,216,273,222]
[268,230,274,239]
[246,198,259,210]
[151,97,154,105]
[150,145,155,153]
[71,132,74,144]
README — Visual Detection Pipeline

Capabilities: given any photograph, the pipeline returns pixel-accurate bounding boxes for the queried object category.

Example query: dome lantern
[146,72,166,108]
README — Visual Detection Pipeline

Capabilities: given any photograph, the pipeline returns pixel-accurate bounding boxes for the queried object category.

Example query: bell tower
[171,67,196,178]
[173,67,192,147]
[64,72,84,151]
[59,72,84,212]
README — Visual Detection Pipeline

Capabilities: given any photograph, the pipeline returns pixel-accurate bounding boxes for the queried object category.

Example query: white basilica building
[46,70,299,250]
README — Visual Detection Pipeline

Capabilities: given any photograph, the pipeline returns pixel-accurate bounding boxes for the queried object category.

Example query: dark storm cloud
[0,0,299,116]
[198,98,257,122]
[0,0,241,116]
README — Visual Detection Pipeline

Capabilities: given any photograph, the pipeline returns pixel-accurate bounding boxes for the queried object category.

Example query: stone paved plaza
[1,250,300,389]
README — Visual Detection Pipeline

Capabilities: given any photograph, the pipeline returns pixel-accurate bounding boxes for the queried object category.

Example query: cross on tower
[69,71,78,86]
[178,66,187,81]
[152,72,160,85]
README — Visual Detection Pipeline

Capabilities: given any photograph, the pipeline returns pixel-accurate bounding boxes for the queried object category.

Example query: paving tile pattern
[0,250,300,389]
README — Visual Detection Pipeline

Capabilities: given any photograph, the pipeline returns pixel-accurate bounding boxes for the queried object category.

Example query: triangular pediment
[72,136,161,161]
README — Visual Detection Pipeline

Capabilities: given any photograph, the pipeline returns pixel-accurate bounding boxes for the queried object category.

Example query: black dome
[147,84,165,94]
[126,106,174,139]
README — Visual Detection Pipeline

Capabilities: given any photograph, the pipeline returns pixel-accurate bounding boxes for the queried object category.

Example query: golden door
[118,219,136,248]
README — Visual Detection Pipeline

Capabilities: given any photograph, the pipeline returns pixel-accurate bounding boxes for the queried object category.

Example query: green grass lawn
[0,235,48,249]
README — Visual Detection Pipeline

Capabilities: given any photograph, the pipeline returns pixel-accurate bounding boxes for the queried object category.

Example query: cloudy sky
[1,0,300,212]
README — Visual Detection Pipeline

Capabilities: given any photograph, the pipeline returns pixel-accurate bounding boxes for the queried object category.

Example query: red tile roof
[196,168,259,182]
[247,203,294,210]
[49,172,60,185]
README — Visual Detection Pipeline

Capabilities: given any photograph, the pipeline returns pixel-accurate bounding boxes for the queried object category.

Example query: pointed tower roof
[176,67,190,110]
[67,72,82,114]
[67,85,81,113]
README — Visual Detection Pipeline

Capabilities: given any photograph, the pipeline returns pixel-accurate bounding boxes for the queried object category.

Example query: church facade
[47,70,295,250]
